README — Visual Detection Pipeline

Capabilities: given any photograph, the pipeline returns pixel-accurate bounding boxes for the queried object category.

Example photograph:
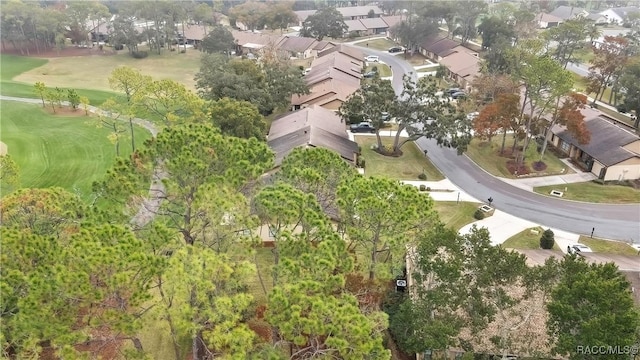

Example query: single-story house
[536,13,563,28]
[548,107,640,181]
[305,66,361,88]
[318,43,364,65]
[267,105,359,166]
[310,51,364,79]
[277,36,318,59]
[291,77,359,111]
[598,6,640,24]
[549,5,589,20]
[336,5,383,20]
[358,17,390,35]
[180,24,208,46]
[294,5,383,26]
[294,10,319,26]
[312,40,335,54]
[344,19,368,34]
[231,30,283,56]
[438,46,481,89]
[381,15,403,37]
[586,12,609,24]
[419,36,460,62]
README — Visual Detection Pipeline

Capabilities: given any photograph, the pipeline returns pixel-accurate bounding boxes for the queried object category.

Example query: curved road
[353,46,640,243]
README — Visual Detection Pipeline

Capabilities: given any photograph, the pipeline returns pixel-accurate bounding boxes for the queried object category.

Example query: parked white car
[364,55,379,62]
[568,244,593,254]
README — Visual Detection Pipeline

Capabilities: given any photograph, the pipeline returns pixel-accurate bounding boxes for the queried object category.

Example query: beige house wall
[603,157,640,181]
[622,140,640,155]
[319,99,343,111]
[591,160,605,178]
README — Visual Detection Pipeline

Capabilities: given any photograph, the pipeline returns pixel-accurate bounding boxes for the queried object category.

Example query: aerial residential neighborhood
[1,1,639,360]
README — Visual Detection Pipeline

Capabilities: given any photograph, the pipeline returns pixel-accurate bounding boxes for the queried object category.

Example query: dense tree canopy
[200,25,236,54]
[547,256,640,360]
[196,54,308,115]
[208,97,267,140]
[300,7,348,40]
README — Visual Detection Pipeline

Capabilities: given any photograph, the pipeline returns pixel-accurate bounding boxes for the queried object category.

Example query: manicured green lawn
[502,227,561,251]
[354,38,397,51]
[465,138,573,178]
[1,54,114,105]
[355,136,444,181]
[0,101,151,201]
[433,201,480,230]
[534,181,640,203]
[365,63,392,77]
[579,236,639,256]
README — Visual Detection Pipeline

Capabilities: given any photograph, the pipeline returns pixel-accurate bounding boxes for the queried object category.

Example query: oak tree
[300,7,348,40]
[586,36,630,103]
[208,97,267,140]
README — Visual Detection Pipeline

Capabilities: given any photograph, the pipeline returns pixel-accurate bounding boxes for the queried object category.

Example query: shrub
[419,184,426,191]
[426,186,431,191]
[540,229,555,249]
[358,158,366,168]
[131,50,148,58]
[474,209,485,220]
[180,49,186,53]
[67,89,80,110]
[418,173,427,180]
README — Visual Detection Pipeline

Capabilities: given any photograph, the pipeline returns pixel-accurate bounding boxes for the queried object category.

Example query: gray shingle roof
[267,106,358,166]
[552,113,639,166]
[549,5,588,20]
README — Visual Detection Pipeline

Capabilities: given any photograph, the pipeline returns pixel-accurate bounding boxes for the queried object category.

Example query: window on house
[268,228,278,239]
[561,141,570,152]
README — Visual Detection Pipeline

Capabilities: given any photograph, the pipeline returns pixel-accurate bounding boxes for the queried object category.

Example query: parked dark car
[350,122,376,133]
[451,91,467,99]
[388,46,404,53]
[446,88,462,95]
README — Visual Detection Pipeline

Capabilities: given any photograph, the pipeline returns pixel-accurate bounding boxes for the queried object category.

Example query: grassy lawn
[465,138,573,178]
[13,47,202,92]
[0,101,151,201]
[1,54,114,105]
[502,227,561,251]
[355,136,444,181]
[534,181,640,203]
[366,63,392,77]
[433,201,480,230]
[245,247,275,305]
[403,53,430,66]
[579,236,639,256]
[417,65,439,73]
[354,38,397,51]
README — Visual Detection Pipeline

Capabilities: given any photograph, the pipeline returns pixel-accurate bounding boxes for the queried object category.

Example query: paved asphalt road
[349,44,640,243]
[566,61,590,77]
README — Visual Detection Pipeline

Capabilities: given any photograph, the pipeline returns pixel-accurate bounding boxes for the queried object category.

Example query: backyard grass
[433,201,480,230]
[355,136,444,181]
[416,65,439,73]
[365,63,392,77]
[579,236,639,256]
[1,54,114,105]
[0,101,151,201]
[465,138,573,178]
[403,53,430,66]
[353,38,397,51]
[502,227,561,251]
[534,181,640,203]
[13,47,202,92]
